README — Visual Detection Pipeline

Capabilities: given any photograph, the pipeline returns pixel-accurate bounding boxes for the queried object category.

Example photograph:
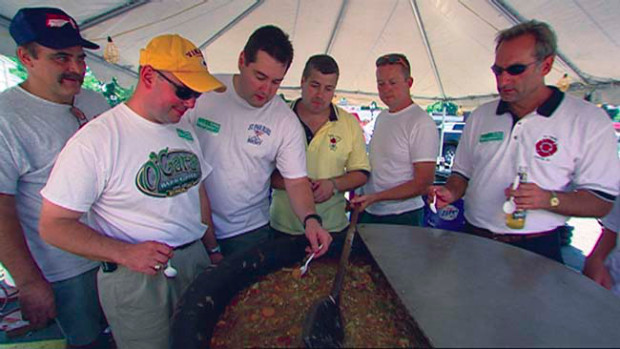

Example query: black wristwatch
[303,213,323,228]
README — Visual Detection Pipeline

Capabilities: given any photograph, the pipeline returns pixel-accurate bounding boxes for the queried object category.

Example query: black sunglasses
[491,61,539,76]
[153,69,201,100]
[376,54,410,69]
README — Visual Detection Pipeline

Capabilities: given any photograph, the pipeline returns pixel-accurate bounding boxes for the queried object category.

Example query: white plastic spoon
[299,244,323,277]
[502,174,521,214]
[163,261,178,278]
[429,192,438,214]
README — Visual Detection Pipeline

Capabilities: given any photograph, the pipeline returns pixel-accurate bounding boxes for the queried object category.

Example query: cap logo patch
[46,14,76,29]
[535,136,558,158]
[185,48,202,58]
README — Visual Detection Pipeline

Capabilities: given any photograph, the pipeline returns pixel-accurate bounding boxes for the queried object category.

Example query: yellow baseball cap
[139,34,225,93]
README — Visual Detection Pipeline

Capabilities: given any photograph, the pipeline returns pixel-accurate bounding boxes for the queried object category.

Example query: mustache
[58,73,84,84]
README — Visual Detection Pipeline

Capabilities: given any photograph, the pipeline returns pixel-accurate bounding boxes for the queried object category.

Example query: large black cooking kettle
[170,234,308,348]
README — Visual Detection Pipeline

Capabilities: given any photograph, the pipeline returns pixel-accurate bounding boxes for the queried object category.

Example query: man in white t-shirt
[351,53,438,226]
[186,26,332,257]
[429,20,619,263]
[584,197,620,296]
[39,34,224,349]
[0,7,109,346]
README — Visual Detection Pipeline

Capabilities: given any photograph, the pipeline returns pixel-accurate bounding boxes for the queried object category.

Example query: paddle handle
[329,207,360,301]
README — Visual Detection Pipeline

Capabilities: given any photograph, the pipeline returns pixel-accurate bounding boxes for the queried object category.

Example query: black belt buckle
[101,262,118,273]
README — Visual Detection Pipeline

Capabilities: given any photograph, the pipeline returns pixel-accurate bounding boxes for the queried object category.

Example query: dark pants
[218,224,274,257]
[464,221,564,264]
[358,207,424,226]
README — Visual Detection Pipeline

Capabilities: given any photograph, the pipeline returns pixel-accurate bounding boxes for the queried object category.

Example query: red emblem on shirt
[535,137,558,157]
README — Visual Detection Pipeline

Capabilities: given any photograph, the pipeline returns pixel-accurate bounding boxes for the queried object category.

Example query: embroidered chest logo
[247,124,271,145]
[135,148,202,197]
[535,136,558,159]
[328,134,342,151]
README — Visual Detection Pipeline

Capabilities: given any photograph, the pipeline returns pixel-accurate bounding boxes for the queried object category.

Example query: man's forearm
[372,162,435,203]
[549,190,613,218]
[39,200,132,264]
[283,177,317,222]
[444,174,468,201]
[198,184,219,250]
[330,171,368,193]
[0,194,46,287]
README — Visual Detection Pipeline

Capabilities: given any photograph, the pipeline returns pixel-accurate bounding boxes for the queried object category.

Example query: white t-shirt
[602,198,620,296]
[0,86,109,282]
[363,103,439,215]
[41,104,211,246]
[186,74,307,239]
[453,89,619,233]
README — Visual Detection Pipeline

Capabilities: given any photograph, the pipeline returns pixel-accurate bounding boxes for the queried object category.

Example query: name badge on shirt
[479,131,504,143]
[196,117,221,134]
[176,128,194,141]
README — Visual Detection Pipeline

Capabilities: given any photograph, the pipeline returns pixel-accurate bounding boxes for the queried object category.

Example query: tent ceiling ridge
[199,0,263,50]
[409,0,446,99]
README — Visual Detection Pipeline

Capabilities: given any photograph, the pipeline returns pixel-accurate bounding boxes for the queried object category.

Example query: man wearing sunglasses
[351,53,438,226]
[186,26,332,258]
[0,7,110,347]
[39,34,224,348]
[429,20,618,263]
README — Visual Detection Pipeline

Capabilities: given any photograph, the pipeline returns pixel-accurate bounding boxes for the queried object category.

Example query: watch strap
[303,213,323,228]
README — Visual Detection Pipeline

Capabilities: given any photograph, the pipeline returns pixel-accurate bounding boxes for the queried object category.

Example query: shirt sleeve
[601,198,620,233]
[40,136,106,213]
[345,115,371,172]
[409,116,439,163]
[276,110,308,179]
[572,111,620,201]
[0,132,19,194]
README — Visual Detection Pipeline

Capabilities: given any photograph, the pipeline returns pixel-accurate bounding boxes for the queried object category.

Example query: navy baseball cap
[9,7,99,50]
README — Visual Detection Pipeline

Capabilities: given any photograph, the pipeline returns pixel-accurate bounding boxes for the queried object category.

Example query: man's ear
[540,55,555,76]
[238,51,245,71]
[407,76,414,88]
[140,65,156,89]
[16,46,35,67]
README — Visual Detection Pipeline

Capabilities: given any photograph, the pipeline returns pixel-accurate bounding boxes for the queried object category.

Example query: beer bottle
[505,166,527,229]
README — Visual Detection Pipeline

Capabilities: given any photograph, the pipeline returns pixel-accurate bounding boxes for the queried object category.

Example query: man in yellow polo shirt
[270,55,369,239]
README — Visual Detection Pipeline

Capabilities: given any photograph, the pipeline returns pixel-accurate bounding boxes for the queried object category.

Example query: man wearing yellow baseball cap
[39,34,223,349]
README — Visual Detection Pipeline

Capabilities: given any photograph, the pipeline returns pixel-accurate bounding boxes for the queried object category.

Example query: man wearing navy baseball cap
[0,7,110,347]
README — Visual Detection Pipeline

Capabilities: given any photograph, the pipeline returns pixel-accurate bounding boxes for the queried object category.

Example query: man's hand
[350,193,377,211]
[311,179,335,203]
[118,241,173,275]
[208,252,224,265]
[18,277,56,329]
[304,219,332,257]
[427,185,457,210]
[507,182,551,210]
[583,255,614,290]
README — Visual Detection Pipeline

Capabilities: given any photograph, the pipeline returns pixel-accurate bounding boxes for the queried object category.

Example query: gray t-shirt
[0,86,109,282]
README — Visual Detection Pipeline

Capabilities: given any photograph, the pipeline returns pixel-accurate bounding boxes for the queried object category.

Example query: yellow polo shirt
[270,101,370,233]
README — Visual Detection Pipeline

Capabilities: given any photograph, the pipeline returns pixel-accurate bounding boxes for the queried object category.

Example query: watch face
[550,197,560,207]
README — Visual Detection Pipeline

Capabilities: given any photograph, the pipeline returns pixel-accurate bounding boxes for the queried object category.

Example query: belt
[101,240,199,273]
[464,222,559,243]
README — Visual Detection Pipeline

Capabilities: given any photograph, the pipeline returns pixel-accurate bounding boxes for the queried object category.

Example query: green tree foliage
[7,56,133,107]
[426,101,458,115]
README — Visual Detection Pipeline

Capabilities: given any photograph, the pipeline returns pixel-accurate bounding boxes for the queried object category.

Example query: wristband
[208,245,221,255]
[303,213,323,228]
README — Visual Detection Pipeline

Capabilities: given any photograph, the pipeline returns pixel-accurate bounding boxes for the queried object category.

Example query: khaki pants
[98,241,211,349]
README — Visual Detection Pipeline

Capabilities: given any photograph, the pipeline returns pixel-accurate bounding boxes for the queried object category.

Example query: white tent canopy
[1,0,619,107]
